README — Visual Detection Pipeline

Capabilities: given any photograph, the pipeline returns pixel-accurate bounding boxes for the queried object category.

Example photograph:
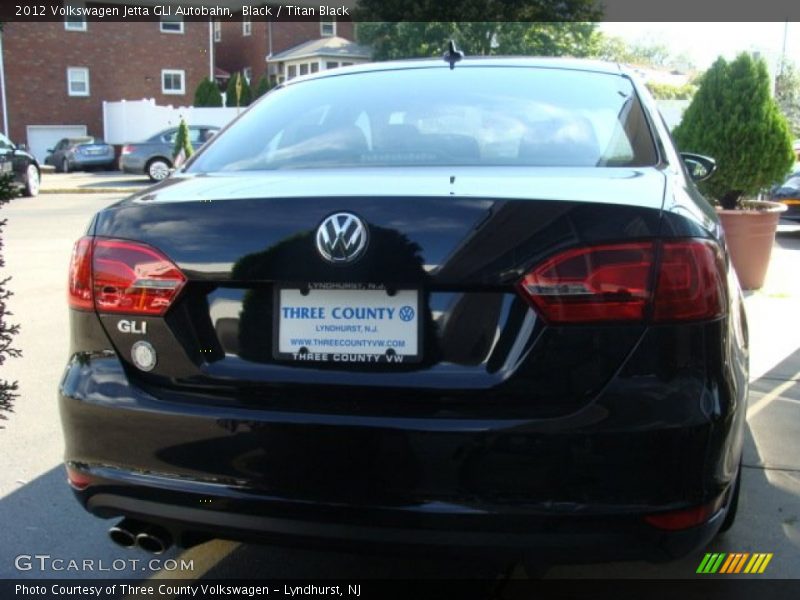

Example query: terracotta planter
[716,201,787,290]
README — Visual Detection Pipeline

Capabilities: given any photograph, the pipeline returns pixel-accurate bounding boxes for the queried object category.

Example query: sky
[599,22,799,73]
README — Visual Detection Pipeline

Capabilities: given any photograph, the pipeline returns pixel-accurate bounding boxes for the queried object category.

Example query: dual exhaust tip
[109,519,172,554]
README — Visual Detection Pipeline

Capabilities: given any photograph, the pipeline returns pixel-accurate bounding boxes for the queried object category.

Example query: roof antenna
[443,40,464,70]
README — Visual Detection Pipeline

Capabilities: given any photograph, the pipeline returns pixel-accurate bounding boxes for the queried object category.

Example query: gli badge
[117,320,147,334]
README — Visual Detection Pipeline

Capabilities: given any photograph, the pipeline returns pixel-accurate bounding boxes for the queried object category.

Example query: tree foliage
[645,81,696,100]
[775,61,800,137]
[354,1,602,61]
[226,72,253,108]
[357,22,602,61]
[595,35,695,71]
[193,77,223,107]
[0,173,20,427]
[172,118,194,161]
[253,76,271,100]
[672,53,795,209]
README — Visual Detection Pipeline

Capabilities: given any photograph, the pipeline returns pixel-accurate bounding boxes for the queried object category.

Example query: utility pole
[777,21,788,95]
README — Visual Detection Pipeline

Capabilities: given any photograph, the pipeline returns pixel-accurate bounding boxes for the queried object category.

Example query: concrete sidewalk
[745,221,800,380]
[39,170,150,194]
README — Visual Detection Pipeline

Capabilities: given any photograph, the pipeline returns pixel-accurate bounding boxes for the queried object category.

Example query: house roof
[268,37,371,63]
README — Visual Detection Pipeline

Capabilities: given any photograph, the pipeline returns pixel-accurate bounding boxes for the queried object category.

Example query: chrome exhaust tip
[135,526,172,555]
[108,519,138,549]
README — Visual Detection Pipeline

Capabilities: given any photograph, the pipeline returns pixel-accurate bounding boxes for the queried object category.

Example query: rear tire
[146,158,171,182]
[23,165,40,197]
[718,463,742,534]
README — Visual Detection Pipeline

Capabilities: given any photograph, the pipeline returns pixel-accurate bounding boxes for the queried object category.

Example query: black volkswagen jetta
[60,57,748,562]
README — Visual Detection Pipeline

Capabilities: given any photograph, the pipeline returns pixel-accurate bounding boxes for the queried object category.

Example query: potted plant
[673,53,794,289]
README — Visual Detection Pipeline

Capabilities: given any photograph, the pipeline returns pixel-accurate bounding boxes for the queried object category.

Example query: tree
[594,34,694,71]
[775,61,800,137]
[645,82,696,100]
[193,77,223,107]
[253,76,271,100]
[357,22,602,61]
[172,118,194,163]
[672,53,795,209]
[0,173,20,428]
[354,1,603,61]
[226,72,253,108]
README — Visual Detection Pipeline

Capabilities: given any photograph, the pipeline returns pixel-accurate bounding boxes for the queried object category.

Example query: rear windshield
[187,66,658,172]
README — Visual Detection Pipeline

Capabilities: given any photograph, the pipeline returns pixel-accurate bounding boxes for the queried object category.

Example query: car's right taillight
[517,239,726,324]
[68,237,186,316]
[651,239,727,322]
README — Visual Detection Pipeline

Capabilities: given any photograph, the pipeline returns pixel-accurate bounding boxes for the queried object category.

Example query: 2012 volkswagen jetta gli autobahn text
[60,57,748,562]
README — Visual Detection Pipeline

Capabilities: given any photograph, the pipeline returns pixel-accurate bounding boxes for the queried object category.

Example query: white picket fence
[102,98,240,144]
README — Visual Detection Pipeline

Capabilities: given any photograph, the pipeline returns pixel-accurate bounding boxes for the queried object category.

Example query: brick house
[0,17,213,162]
[214,18,369,87]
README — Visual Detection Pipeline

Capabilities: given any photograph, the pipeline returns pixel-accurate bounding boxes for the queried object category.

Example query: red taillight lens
[517,240,726,324]
[68,237,93,310]
[121,145,133,155]
[652,240,726,322]
[644,495,724,530]
[67,238,186,316]
[66,466,93,491]
[518,243,654,323]
[93,239,186,315]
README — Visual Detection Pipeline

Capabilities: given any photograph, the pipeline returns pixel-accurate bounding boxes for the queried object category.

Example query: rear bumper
[73,465,727,563]
[59,341,745,561]
[72,156,115,168]
[119,155,145,173]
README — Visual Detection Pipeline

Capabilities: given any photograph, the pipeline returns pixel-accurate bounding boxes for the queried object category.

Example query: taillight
[121,145,133,154]
[67,237,186,316]
[65,465,93,491]
[652,240,726,322]
[68,237,93,310]
[644,495,724,530]
[517,239,726,324]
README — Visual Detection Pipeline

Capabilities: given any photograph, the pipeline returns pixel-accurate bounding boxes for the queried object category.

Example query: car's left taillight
[121,145,134,155]
[68,237,186,316]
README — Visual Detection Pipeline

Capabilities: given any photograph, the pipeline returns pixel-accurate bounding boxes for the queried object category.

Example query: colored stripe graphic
[700,552,772,574]
[758,554,773,573]
[698,553,727,574]
[697,553,714,574]
[719,554,736,573]
[734,553,750,573]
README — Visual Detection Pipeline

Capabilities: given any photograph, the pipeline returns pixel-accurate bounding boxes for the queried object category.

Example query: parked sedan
[119,125,219,182]
[45,137,115,173]
[0,131,40,196]
[62,58,747,563]
[771,171,800,220]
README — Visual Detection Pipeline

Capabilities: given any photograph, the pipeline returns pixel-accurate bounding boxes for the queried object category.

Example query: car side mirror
[47,148,54,153]
[680,153,716,182]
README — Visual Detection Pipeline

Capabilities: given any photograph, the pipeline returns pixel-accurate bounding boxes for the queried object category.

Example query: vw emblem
[315,212,369,264]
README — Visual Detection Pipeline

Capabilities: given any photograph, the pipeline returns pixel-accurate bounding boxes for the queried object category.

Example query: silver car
[45,137,115,172]
[119,125,219,182]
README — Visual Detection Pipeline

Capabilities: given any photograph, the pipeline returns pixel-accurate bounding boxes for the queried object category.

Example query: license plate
[274,285,420,364]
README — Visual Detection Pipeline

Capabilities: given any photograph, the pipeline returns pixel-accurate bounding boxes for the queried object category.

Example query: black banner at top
[2,0,800,22]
